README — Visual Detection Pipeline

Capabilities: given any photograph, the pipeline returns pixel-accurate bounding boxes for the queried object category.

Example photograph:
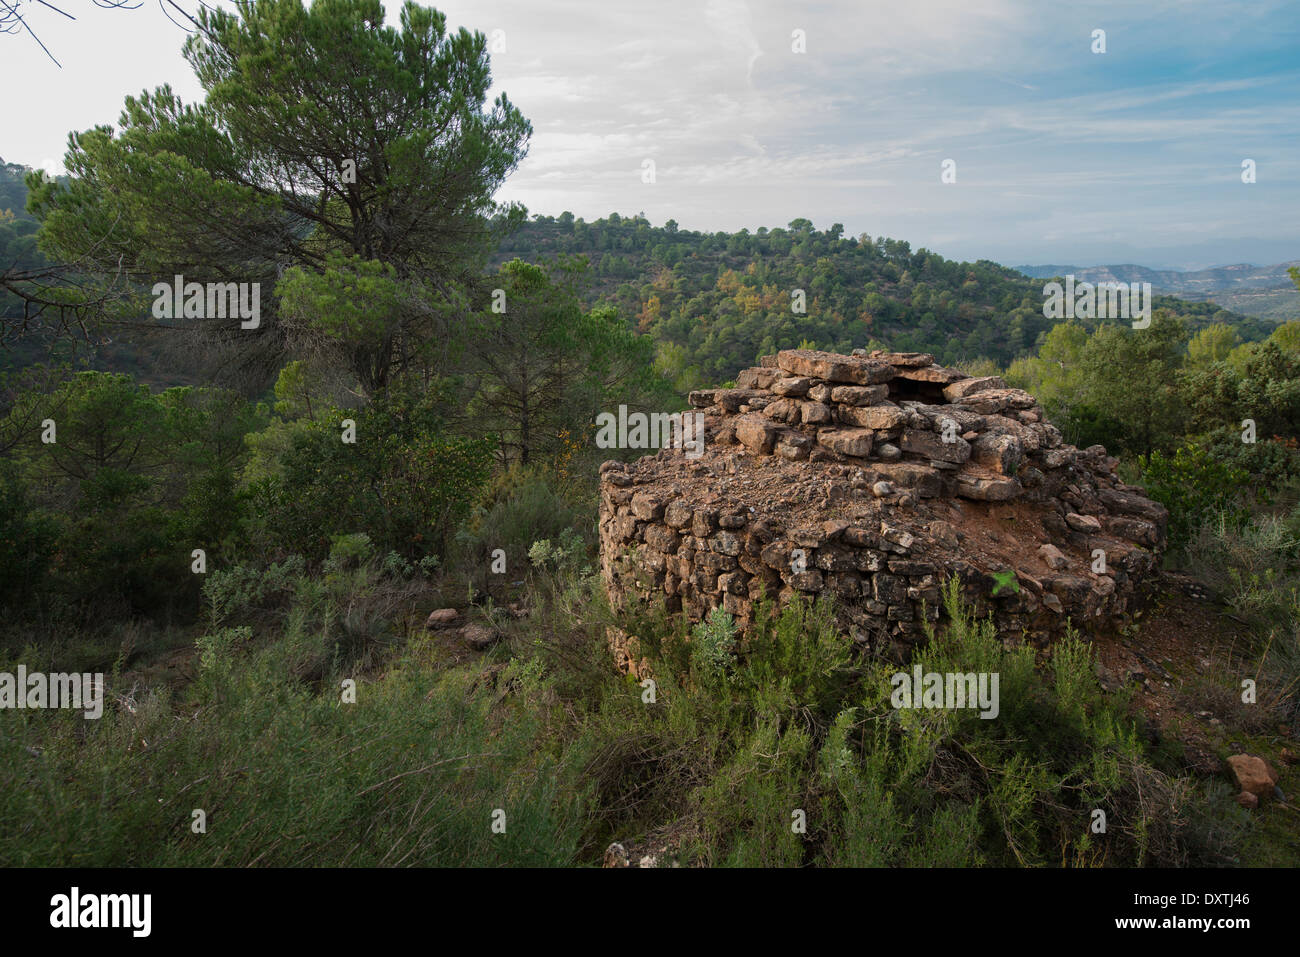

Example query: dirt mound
[598,348,1169,665]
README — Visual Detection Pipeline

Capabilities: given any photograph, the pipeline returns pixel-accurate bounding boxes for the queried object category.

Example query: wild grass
[1184,507,1300,734]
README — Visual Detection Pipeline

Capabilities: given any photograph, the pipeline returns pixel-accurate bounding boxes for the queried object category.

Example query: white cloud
[2,0,1295,265]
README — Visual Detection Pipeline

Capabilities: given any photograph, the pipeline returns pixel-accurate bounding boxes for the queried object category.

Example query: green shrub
[1184,508,1300,733]
[459,467,591,577]
[689,607,737,679]
[0,564,1254,869]
[0,370,260,620]
[1139,443,1252,548]
[527,527,589,576]
[328,533,375,569]
[1201,426,1300,494]
[245,389,494,562]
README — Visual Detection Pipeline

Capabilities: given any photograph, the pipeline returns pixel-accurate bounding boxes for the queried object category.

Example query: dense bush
[0,371,262,619]
[1138,444,1252,549]
[455,466,592,582]
[242,385,495,562]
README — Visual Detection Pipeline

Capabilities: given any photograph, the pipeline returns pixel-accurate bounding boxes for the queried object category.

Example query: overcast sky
[2,0,1297,269]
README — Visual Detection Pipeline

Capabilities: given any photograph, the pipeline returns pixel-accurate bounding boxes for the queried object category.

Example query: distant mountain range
[1012,261,1300,322]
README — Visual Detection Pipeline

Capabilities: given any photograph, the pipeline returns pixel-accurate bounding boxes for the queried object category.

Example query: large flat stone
[961,388,1037,415]
[891,365,966,385]
[900,428,971,465]
[715,388,771,412]
[943,376,1007,401]
[777,349,897,384]
[868,351,934,367]
[971,433,1023,476]
[760,398,801,424]
[871,462,944,497]
[734,414,779,454]
[771,376,813,397]
[839,404,909,430]
[829,384,890,406]
[818,427,874,457]
[1098,488,1169,525]
[955,475,1021,501]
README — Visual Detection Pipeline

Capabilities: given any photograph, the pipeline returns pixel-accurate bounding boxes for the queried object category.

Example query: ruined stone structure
[598,349,1170,667]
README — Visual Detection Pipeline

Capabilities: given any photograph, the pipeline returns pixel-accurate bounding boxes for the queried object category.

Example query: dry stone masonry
[598,349,1170,666]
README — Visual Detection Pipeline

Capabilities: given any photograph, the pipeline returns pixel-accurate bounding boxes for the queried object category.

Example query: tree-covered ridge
[495,212,1269,390]
[0,160,46,308]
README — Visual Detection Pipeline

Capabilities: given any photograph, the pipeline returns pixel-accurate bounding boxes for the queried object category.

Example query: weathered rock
[776,434,812,460]
[1098,488,1169,527]
[664,499,693,528]
[734,414,779,454]
[791,570,824,591]
[1037,543,1069,570]
[840,405,909,430]
[818,428,874,458]
[961,388,1037,415]
[869,351,934,367]
[830,384,890,406]
[771,376,813,397]
[644,525,680,553]
[717,510,747,530]
[972,433,1023,476]
[461,623,498,649]
[1065,512,1102,532]
[426,608,459,629]
[711,531,743,556]
[1106,516,1159,546]
[761,398,802,424]
[880,522,915,551]
[630,492,664,521]
[942,376,1007,401]
[822,519,851,541]
[872,462,944,497]
[955,475,1020,501]
[801,401,833,425]
[892,365,965,385]
[900,429,971,465]
[777,349,897,384]
[1227,754,1279,799]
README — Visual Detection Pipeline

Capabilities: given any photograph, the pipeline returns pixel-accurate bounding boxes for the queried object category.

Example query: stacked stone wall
[598,349,1169,666]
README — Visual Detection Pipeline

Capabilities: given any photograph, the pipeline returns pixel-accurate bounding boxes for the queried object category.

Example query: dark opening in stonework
[886,375,946,405]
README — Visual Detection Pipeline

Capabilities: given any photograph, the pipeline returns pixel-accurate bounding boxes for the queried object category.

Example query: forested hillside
[0,159,44,323]
[4,156,1272,395]
[494,212,1271,390]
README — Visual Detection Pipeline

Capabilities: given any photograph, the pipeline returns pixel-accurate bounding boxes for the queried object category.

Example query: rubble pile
[598,349,1169,665]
